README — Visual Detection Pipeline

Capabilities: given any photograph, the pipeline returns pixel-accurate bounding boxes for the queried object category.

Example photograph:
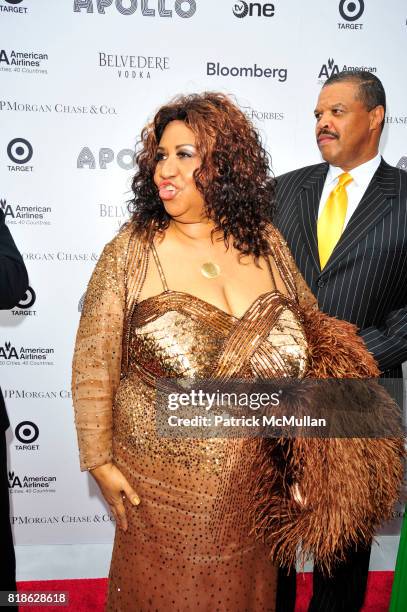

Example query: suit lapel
[297,163,328,272]
[322,159,398,274]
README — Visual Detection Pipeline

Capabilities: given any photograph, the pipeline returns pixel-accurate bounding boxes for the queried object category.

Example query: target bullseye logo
[5,0,24,4]
[15,421,39,444]
[7,138,33,165]
[16,286,36,310]
[339,0,364,21]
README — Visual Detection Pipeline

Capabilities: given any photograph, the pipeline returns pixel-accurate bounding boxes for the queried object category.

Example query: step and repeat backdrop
[1,0,406,573]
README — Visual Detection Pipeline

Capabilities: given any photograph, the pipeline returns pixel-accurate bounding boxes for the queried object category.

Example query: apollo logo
[339,0,364,21]
[77,146,134,169]
[73,0,197,18]
[232,1,275,18]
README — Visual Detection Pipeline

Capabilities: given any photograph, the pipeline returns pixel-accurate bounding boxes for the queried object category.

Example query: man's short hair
[324,70,386,126]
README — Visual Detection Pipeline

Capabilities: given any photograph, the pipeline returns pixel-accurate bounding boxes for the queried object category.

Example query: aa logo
[0,198,13,218]
[318,58,340,80]
[0,341,19,360]
[8,471,22,488]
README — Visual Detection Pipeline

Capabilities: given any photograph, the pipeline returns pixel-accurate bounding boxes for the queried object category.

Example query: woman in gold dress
[72,93,403,611]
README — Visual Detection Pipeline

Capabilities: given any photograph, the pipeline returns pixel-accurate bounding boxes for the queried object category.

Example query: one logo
[5,0,24,4]
[7,138,33,164]
[396,157,407,172]
[232,1,275,18]
[16,286,36,309]
[15,421,39,444]
[339,0,364,21]
[233,1,249,17]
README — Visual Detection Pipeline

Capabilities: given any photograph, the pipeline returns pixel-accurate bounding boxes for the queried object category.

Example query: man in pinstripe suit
[274,70,407,611]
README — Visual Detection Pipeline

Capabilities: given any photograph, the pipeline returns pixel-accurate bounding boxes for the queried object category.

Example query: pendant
[201,262,221,279]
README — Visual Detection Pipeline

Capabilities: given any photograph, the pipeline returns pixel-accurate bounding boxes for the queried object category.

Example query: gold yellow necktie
[317,172,353,269]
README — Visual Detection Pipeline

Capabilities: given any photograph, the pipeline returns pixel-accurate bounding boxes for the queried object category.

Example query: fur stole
[250,307,405,574]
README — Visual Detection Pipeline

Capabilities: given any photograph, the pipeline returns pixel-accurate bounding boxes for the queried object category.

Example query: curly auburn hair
[128,92,275,258]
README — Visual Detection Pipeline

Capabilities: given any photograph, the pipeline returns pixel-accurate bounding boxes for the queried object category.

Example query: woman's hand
[90,462,140,531]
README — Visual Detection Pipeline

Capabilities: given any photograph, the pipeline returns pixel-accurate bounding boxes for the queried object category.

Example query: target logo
[0,1,28,14]
[15,421,39,444]
[16,286,36,310]
[339,0,364,22]
[7,138,33,164]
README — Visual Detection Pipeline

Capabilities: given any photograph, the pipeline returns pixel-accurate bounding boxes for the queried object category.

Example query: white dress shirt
[318,153,382,229]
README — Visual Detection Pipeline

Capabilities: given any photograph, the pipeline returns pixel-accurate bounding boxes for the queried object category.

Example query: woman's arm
[72,226,140,529]
[72,235,125,470]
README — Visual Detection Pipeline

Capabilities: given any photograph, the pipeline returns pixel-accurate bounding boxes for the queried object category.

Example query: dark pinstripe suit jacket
[274,158,407,377]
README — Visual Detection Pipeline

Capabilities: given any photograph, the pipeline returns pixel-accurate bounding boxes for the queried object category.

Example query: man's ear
[370,105,385,131]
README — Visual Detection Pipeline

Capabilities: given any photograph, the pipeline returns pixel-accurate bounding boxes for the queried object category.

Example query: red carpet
[18,572,394,611]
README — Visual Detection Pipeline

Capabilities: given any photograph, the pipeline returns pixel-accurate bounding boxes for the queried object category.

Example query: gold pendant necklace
[201,262,221,279]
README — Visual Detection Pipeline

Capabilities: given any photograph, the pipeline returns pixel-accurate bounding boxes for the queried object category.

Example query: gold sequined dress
[72,224,316,612]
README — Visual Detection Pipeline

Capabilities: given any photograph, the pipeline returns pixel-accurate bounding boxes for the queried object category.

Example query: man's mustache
[317,129,339,139]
